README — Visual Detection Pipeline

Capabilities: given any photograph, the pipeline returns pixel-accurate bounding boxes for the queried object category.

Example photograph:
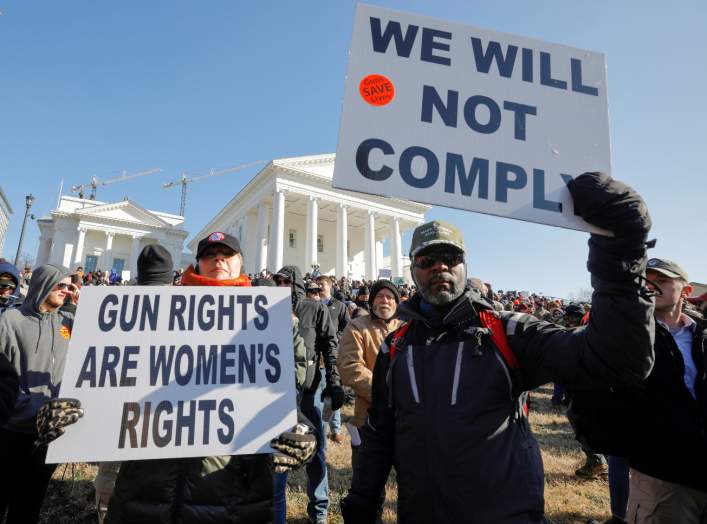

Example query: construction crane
[162,160,265,216]
[71,167,162,200]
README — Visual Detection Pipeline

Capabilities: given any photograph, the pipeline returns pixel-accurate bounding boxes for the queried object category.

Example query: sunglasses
[56,283,78,292]
[414,253,464,269]
[0,283,16,290]
[274,278,292,286]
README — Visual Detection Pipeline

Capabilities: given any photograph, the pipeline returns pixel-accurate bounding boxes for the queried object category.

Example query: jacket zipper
[450,342,464,406]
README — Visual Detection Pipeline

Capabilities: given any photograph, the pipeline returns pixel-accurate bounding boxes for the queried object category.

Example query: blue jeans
[303,368,329,520]
[608,455,630,519]
[273,369,329,522]
[273,471,288,524]
[329,407,342,434]
[273,369,329,524]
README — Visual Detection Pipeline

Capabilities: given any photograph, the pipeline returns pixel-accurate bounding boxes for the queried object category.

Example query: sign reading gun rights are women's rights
[333,4,611,233]
[47,286,297,463]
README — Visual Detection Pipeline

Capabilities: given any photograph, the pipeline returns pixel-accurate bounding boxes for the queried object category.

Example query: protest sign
[333,4,611,232]
[47,286,297,463]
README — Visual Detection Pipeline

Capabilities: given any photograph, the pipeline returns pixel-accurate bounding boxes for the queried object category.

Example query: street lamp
[14,194,35,267]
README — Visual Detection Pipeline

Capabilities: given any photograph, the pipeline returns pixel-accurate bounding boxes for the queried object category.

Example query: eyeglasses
[56,283,78,292]
[274,278,292,286]
[0,283,16,290]
[414,253,464,269]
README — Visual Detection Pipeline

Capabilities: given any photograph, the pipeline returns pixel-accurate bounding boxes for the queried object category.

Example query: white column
[390,217,403,278]
[103,232,114,271]
[130,236,141,276]
[269,190,285,272]
[364,210,377,280]
[36,237,52,266]
[48,236,61,266]
[255,203,268,273]
[336,204,348,278]
[304,196,319,272]
[73,227,86,267]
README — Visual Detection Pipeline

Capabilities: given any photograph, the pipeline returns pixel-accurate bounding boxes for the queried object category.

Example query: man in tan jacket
[338,279,402,466]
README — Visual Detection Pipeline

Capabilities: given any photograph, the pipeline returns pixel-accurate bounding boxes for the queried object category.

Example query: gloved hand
[321,384,346,411]
[568,172,651,242]
[35,398,84,446]
[568,172,652,282]
[271,423,317,473]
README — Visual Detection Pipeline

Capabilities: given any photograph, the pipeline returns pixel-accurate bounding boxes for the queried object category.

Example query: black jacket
[629,315,707,489]
[324,297,350,341]
[276,266,340,391]
[0,353,18,427]
[107,455,273,524]
[344,270,654,522]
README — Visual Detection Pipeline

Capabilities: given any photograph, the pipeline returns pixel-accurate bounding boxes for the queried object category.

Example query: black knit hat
[137,245,174,286]
[368,279,400,309]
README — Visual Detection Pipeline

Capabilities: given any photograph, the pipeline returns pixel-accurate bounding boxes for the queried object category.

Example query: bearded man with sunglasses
[342,172,656,524]
[0,264,75,523]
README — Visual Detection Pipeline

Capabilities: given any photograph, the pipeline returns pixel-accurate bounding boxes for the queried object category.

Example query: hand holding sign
[35,398,84,446]
[271,423,317,473]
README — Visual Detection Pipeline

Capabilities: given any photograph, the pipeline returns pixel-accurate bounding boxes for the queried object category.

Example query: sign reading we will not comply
[47,286,297,463]
[333,4,611,233]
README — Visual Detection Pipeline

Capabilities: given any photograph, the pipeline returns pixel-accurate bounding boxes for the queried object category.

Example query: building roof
[189,153,430,251]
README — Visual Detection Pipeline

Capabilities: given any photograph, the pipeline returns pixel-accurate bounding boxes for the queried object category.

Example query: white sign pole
[47,286,297,463]
[333,4,611,233]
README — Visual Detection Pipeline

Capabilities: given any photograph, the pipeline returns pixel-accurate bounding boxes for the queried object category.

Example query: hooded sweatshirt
[0,261,21,313]
[0,264,73,433]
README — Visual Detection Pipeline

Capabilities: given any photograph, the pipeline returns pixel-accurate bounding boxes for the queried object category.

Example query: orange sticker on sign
[359,74,395,106]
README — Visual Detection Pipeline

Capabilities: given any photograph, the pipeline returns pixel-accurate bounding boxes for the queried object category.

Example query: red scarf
[180,265,251,287]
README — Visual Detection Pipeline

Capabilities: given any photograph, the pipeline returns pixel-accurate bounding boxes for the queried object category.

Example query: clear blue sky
[1,1,704,298]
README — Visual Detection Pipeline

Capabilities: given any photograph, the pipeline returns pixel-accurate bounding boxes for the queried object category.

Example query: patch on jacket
[59,325,71,340]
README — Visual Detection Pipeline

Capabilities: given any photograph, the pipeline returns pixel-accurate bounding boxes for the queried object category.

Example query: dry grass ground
[39,385,611,523]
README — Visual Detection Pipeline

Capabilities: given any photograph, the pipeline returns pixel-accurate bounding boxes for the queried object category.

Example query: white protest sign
[47,286,297,463]
[333,4,611,232]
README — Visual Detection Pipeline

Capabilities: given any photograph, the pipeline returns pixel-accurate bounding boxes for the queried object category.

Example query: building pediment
[75,200,171,228]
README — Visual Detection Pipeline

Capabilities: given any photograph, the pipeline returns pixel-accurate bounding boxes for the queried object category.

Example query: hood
[0,261,20,288]
[276,265,304,309]
[21,264,69,313]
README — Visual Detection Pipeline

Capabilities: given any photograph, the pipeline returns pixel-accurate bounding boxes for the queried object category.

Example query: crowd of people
[0,172,706,523]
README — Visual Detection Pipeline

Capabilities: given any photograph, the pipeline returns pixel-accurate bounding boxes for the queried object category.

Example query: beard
[373,304,394,320]
[417,271,466,305]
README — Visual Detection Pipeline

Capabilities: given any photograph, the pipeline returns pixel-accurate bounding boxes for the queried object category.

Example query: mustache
[430,275,455,285]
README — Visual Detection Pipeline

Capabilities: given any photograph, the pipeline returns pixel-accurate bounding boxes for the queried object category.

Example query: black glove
[568,172,651,241]
[271,423,317,473]
[35,398,84,446]
[340,497,379,524]
[568,172,651,281]
[321,384,346,411]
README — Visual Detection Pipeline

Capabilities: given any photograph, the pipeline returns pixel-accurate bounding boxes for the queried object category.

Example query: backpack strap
[478,310,519,369]
[388,322,412,362]
[478,310,528,418]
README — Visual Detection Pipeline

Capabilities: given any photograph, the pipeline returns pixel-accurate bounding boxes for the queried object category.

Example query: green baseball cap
[646,258,689,281]
[409,220,465,258]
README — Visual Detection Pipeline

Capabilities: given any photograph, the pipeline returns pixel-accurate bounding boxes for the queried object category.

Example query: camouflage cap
[646,258,689,282]
[409,220,465,258]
